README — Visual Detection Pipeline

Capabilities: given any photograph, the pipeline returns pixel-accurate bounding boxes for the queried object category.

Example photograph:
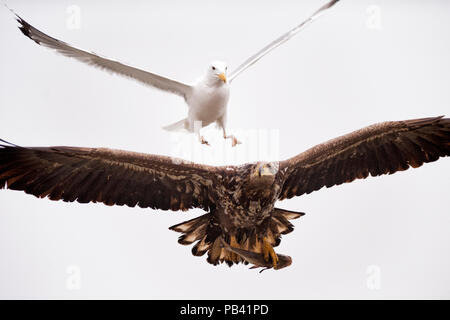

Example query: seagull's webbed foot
[262,237,278,269]
[224,134,241,147]
[199,136,210,146]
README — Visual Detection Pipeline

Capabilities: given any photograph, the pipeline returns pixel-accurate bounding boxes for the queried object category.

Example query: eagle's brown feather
[279,116,450,200]
[0,116,449,269]
[0,144,219,211]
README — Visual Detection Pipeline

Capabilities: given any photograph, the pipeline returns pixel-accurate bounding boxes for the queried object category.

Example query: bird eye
[212,66,216,70]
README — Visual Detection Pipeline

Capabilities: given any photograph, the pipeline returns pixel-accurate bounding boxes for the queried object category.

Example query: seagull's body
[9,0,340,145]
[176,61,233,145]
[189,68,229,127]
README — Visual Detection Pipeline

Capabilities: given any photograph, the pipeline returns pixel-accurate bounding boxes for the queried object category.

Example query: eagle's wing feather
[228,0,339,82]
[279,116,450,200]
[14,14,192,99]
[0,142,219,211]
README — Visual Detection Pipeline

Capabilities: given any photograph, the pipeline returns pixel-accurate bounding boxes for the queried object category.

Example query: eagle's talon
[262,237,278,269]
[229,235,240,262]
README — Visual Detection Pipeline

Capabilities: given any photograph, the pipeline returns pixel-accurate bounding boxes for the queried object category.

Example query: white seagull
[11,0,340,146]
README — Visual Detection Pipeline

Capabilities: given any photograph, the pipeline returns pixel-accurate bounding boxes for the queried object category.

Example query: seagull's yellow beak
[218,73,227,83]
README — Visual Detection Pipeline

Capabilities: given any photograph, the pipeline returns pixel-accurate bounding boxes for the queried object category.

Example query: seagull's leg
[262,237,278,269]
[193,120,210,146]
[198,133,210,146]
[222,128,241,147]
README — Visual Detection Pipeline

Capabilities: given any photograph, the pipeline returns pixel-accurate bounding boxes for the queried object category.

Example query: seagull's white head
[207,61,228,84]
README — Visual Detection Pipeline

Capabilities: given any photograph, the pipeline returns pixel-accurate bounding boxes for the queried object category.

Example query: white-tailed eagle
[0,116,449,270]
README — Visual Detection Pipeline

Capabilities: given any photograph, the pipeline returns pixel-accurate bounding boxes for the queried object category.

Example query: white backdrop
[0,0,449,299]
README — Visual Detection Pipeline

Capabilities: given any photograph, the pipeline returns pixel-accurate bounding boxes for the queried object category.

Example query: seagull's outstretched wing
[14,14,192,99]
[228,0,340,83]
[279,116,450,200]
[0,141,220,211]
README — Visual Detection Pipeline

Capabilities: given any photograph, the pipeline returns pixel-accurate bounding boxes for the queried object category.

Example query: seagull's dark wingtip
[18,20,36,42]
[8,8,41,45]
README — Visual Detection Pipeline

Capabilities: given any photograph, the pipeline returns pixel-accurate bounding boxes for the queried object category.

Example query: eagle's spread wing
[14,14,192,100]
[279,116,450,200]
[0,141,219,211]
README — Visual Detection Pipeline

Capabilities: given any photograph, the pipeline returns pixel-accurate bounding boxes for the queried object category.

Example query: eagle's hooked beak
[258,164,274,177]
[218,73,227,83]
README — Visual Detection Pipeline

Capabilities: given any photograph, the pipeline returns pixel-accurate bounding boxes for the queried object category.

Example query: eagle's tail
[169,213,241,266]
[169,208,304,268]
[269,208,305,243]
[169,212,221,256]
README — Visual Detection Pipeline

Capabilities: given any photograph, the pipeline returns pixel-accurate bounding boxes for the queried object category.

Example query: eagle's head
[248,162,279,188]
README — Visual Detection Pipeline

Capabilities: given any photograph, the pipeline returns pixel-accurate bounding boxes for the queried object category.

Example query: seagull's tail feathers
[162,118,188,132]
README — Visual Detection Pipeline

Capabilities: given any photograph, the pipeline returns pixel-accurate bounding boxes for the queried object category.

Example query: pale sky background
[0,0,449,299]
